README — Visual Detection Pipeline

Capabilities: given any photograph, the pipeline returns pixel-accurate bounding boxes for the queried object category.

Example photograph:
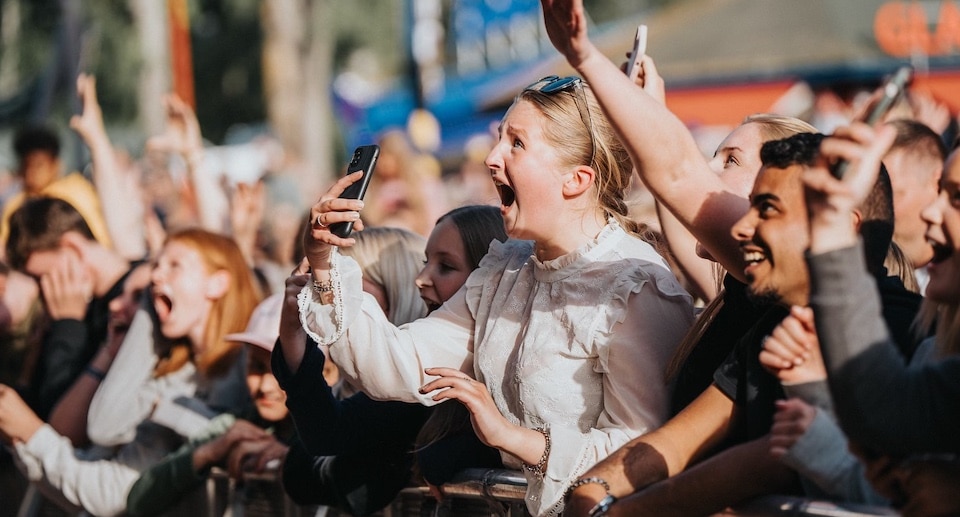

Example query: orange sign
[875,1,960,57]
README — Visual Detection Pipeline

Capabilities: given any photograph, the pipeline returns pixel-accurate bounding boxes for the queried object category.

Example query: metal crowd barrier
[15,467,901,517]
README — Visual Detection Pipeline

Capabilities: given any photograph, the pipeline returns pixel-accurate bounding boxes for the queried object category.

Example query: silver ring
[316,214,328,229]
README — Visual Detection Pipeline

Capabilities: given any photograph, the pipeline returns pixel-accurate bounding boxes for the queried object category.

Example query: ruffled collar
[532,219,624,282]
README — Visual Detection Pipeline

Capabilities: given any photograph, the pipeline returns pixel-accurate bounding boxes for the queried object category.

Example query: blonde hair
[154,228,262,378]
[517,84,646,237]
[340,226,427,325]
[915,301,960,359]
[742,113,818,141]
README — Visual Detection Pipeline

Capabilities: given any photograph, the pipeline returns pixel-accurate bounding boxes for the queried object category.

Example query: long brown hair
[154,228,262,378]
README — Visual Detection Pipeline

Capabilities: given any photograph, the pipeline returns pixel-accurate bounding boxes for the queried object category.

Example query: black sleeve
[272,338,431,456]
[31,318,91,419]
[281,438,415,517]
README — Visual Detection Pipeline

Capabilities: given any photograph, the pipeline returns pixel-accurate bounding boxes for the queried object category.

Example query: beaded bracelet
[312,279,334,293]
[522,427,550,478]
[564,476,611,503]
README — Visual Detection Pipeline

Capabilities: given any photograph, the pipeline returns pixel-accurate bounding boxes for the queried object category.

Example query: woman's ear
[561,165,596,198]
[205,270,232,299]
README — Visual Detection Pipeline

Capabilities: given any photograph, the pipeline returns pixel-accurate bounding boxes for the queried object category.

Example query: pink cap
[224,293,283,352]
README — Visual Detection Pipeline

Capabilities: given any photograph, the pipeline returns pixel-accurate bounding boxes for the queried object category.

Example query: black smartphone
[330,144,380,238]
[830,66,912,179]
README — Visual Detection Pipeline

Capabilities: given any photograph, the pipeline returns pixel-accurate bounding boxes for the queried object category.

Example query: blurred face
[708,122,767,198]
[245,346,288,422]
[885,147,942,268]
[107,264,152,337]
[485,100,567,242]
[19,151,60,194]
[731,165,810,306]
[921,151,960,304]
[151,241,217,348]
[416,218,473,312]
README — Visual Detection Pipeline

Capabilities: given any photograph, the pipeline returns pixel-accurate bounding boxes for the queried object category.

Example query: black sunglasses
[523,75,596,166]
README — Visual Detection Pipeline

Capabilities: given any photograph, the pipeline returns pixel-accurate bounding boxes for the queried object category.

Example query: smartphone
[330,144,379,238]
[830,66,912,179]
[625,24,648,82]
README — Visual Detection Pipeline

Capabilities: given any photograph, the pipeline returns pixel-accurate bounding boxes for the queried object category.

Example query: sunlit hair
[742,113,817,141]
[516,84,644,236]
[436,205,507,270]
[339,226,427,325]
[154,228,262,378]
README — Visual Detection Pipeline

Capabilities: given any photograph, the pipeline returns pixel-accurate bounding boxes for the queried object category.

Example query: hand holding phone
[625,24,648,82]
[329,145,379,238]
[830,66,911,179]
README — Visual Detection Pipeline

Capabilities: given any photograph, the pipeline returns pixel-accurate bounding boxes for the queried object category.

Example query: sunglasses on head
[523,75,596,166]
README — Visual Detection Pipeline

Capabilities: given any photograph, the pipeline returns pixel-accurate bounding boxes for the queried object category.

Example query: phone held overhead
[830,66,912,179]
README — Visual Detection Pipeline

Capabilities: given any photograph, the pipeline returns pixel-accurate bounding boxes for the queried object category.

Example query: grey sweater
[808,242,960,455]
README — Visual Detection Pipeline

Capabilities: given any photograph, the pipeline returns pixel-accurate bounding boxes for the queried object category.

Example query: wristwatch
[588,494,617,517]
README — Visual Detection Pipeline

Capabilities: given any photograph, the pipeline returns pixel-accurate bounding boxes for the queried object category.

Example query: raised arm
[804,123,960,454]
[146,94,228,232]
[70,74,147,260]
[540,0,749,280]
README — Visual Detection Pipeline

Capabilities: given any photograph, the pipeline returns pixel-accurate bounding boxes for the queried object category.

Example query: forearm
[184,150,229,232]
[573,49,748,280]
[656,201,720,302]
[86,131,146,260]
[611,436,798,516]
[48,346,115,446]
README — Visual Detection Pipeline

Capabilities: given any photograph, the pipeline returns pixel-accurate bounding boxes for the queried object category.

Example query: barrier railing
[16,467,901,517]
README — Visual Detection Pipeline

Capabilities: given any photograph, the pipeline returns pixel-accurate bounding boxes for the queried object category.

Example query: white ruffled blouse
[298,220,694,516]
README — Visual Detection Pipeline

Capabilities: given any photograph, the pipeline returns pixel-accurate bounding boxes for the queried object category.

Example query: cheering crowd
[1,1,958,516]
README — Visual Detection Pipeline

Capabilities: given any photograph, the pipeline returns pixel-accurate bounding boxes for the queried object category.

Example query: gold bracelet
[522,427,550,478]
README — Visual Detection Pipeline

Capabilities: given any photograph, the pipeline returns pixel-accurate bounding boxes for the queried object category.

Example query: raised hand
[803,122,897,254]
[540,0,597,68]
[146,94,204,159]
[69,73,107,143]
[304,170,367,271]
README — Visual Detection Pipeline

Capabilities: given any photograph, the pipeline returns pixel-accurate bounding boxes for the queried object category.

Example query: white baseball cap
[224,293,283,352]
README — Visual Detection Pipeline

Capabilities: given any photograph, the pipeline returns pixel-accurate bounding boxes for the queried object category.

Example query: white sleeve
[87,309,159,445]
[15,425,140,517]
[88,309,199,446]
[302,251,476,404]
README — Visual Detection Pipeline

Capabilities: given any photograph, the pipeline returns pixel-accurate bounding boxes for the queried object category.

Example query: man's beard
[745,285,782,307]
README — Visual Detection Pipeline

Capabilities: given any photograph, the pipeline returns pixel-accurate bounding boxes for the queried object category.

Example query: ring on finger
[316,214,328,229]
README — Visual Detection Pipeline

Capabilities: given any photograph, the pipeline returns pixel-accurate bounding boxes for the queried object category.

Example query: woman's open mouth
[496,183,516,207]
[153,292,173,322]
